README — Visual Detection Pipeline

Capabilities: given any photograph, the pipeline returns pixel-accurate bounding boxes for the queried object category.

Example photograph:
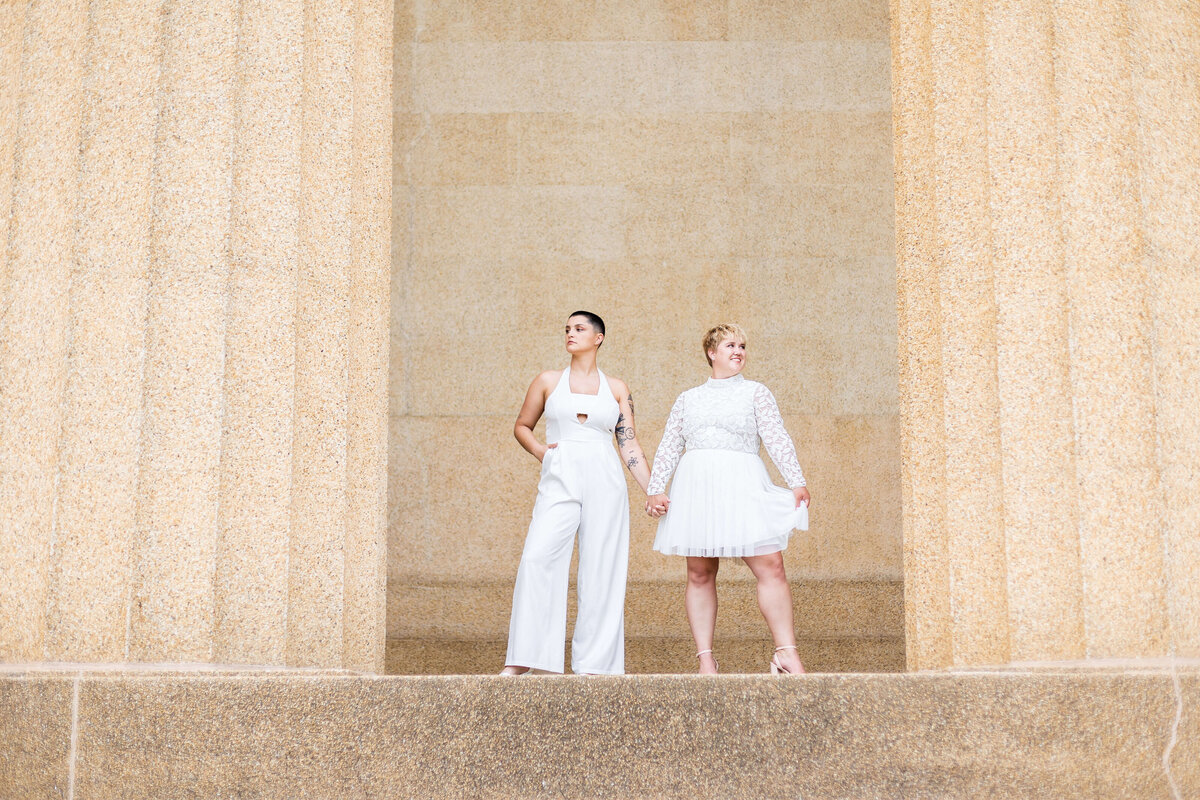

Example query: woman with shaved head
[500,311,653,676]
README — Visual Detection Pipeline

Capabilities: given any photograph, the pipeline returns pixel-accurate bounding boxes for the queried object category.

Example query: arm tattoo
[615,415,636,448]
[626,456,639,469]
[615,397,636,447]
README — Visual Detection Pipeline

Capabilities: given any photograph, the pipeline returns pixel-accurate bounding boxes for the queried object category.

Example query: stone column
[891,0,1200,668]
[0,0,392,672]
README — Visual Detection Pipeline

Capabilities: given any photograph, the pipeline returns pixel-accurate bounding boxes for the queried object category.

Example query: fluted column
[0,0,88,661]
[0,0,392,672]
[47,0,164,662]
[1130,0,1200,656]
[891,0,1200,669]
[215,0,303,668]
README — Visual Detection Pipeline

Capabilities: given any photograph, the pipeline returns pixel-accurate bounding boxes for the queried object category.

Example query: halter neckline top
[545,367,620,444]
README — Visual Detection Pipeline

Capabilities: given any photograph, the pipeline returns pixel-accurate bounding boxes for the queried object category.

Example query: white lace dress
[648,374,808,557]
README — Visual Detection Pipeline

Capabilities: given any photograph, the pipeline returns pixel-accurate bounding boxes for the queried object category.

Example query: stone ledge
[2,668,1195,799]
[0,661,357,675]
[386,635,905,675]
[388,578,905,640]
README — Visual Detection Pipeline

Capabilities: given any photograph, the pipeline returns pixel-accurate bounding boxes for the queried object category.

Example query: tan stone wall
[390,0,900,665]
[0,0,392,671]
[892,0,1200,668]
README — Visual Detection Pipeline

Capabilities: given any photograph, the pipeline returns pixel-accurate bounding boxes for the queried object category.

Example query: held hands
[646,488,803,517]
[645,493,670,518]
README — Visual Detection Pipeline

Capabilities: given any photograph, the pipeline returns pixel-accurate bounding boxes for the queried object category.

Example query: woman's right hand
[539,443,558,462]
[793,486,810,507]
[645,493,670,518]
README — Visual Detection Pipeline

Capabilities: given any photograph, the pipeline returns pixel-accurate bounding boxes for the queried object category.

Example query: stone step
[387,635,904,675]
[387,578,905,674]
[2,666,1195,799]
[388,578,903,640]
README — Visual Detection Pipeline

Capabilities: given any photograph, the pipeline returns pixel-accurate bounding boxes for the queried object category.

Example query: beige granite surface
[388,578,905,674]
[215,0,303,668]
[47,0,162,664]
[0,0,87,663]
[289,0,354,670]
[130,0,238,664]
[345,0,395,674]
[891,0,1200,668]
[929,0,1008,667]
[390,0,901,673]
[1054,0,1169,661]
[0,0,392,671]
[1,668,1194,798]
[0,4,22,278]
[890,0,951,672]
[983,0,1084,663]
[0,676,73,800]
[390,579,902,641]
[1129,0,1200,660]
[387,635,905,676]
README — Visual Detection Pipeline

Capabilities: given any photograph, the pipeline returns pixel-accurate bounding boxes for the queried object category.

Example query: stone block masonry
[389,0,902,673]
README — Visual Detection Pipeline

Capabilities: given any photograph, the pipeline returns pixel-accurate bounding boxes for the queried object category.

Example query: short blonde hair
[702,323,748,366]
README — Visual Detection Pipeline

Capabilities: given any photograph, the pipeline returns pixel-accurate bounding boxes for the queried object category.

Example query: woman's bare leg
[742,551,804,673]
[685,557,720,674]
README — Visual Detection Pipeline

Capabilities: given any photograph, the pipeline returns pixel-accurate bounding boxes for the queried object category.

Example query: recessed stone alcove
[386,0,903,674]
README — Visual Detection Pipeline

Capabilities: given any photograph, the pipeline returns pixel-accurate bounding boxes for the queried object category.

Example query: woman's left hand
[645,493,670,518]
[793,486,811,508]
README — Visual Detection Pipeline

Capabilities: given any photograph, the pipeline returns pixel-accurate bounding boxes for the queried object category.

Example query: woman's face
[565,316,603,353]
[708,336,746,375]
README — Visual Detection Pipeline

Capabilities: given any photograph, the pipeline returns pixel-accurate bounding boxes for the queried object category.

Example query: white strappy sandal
[769,644,805,675]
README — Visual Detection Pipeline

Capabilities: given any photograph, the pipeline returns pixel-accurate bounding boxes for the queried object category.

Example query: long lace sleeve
[753,383,806,488]
[647,394,686,495]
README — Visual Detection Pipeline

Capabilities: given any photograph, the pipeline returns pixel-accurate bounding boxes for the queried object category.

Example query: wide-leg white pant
[505,439,630,674]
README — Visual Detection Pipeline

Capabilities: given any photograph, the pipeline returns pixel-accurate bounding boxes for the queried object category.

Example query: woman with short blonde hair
[645,323,811,674]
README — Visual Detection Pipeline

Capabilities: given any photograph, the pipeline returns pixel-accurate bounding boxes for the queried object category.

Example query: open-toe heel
[769,645,804,675]
[696,648,719,674]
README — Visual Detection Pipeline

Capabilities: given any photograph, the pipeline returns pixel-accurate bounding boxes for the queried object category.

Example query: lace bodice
[647,375,806,494]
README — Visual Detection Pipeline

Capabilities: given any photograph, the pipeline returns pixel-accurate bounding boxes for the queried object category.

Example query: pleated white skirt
[652,449,807,558]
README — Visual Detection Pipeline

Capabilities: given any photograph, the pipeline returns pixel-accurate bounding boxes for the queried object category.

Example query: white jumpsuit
[505,367,630,675]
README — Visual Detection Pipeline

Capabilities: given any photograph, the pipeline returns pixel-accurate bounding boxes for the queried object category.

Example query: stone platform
[3,663,1195,799]
[388,578,906,675]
